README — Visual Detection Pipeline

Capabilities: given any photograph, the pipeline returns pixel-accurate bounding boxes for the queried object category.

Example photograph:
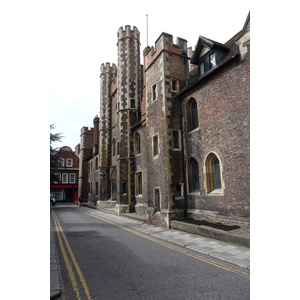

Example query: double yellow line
[51,210,92,300]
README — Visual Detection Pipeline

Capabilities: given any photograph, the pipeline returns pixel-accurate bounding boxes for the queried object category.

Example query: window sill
[188,127,200,134]
[188,191,200,196]
[207,189,223,196]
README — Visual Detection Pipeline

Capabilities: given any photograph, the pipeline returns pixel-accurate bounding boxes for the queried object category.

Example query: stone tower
[99,63,117,201]
[78,126,94,200]
[115,25,141,214]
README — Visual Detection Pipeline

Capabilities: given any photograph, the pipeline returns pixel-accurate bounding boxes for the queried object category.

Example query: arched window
[187,157,200,193]
[135,132,140,155]
[187,98,199,132]
[205,153,223,194]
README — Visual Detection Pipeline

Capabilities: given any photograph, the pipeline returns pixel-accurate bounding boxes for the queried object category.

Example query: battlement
[100,62,117,75]
[144,32,187,69]
[117,25,140,41]
[81,126,94,134]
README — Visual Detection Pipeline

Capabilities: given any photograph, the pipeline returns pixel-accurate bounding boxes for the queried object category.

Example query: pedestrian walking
[79,195,82,207]
[52,197,56,207]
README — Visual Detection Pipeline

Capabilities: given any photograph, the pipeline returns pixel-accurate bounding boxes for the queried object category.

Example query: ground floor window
[187,158,200,193]
[135,172,142,196]
[154,188,160,212]
[205,152,223,194]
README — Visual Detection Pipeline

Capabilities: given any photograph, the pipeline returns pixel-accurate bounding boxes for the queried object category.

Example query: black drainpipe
[179,95,188,219]
[180,50,189,219]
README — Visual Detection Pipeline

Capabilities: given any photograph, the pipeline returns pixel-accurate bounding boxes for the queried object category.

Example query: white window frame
[69,173,76,184]
[62,173,68,184]
[66,158,73,167]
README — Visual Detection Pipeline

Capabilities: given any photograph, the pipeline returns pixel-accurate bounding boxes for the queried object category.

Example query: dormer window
[199,52,217,76]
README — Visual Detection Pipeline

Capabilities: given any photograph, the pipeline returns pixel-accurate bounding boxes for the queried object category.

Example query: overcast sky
[46,0,249,149]
[1,0,249,151]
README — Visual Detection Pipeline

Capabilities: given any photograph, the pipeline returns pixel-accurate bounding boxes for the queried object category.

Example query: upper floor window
[152,83,157,101]
[172,130,180,149]
[171,79,179,92]
[66,158,73,167]
[59,158,64,167]
[54,173,61,184]
[135,133,141,155]
[131,99,135,108]
[95,157,98,170]
[69,174,76,184]
[153,135,159,157]
[187,98,199,132]
[199,52,216,76]
[62,173,68,184]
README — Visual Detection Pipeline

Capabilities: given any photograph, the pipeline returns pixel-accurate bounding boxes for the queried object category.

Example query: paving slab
[129,223,167,235]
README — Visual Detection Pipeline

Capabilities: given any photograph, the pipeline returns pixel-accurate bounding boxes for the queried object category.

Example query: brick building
[79,13,250,228]
[50,146,79,203]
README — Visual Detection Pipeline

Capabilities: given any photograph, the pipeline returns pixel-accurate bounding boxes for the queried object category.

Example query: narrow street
[51,204,250,299]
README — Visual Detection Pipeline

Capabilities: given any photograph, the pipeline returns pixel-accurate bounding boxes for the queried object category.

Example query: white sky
[45,0,249,149]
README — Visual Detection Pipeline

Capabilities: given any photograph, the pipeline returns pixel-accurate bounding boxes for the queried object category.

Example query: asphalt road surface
[51,205,250,299]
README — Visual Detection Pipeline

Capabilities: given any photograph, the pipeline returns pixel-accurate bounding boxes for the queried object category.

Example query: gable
[190,36,229,65]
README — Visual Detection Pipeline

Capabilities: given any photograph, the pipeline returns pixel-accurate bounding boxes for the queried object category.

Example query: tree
[50,124,63,183]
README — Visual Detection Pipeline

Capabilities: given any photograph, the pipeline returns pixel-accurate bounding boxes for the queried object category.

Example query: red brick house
[50,146,79,203]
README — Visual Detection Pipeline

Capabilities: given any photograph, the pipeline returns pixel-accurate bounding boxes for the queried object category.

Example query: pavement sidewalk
[50,204,250,298]
[50,215,65,299]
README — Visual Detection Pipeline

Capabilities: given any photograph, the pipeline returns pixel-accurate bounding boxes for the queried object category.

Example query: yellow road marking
[51,210,81,299]
[51,210,92,299]
[78,208,250,279]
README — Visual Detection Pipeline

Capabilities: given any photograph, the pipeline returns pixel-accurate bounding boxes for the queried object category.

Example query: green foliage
[50,124,64,183]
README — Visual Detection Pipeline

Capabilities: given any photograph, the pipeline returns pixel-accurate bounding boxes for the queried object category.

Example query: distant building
[50,146,79,202]
[79,13,250,228]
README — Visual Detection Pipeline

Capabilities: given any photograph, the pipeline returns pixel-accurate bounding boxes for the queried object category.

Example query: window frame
[66,158,73,167]
[131,98,135,108]
[135,172,142,196]
[187,158,200,194]
[153,134,159,157]
[69,173,76,184]
[62,173,68,184]
[204,152,224,195]
[152,83,157,102]
[199,51,217,77]
[135,132,141,155]
[171,79,178,92]
[172,130,181,150]
[154,187,161,213]
[187,98,199,132]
